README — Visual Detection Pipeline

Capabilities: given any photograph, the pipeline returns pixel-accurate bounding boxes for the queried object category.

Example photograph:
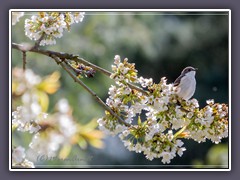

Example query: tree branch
[12,43,147,95]
[33,33,45,49]
[50,54,131,127]
[12,42,151,127]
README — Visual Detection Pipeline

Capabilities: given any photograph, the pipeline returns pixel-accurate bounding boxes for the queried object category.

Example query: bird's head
[181,66,197,76]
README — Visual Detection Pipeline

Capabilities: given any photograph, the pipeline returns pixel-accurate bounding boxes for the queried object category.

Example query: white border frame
[9,9,231,171]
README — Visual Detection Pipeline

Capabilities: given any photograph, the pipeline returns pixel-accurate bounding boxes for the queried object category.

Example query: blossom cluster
[25,12,85,46]
[12,68,104,168]
[28,98,78,157]
[11,68,68,166]
[97,55,228,164]
[71,63,96,78]
[12,106,47,133]
[12,68,48,133]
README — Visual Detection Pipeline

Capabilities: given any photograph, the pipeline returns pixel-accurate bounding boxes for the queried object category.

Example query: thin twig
[72,56,111,77]
[22,51,26,71]
[50,54,131,127]
[33,33,45,49]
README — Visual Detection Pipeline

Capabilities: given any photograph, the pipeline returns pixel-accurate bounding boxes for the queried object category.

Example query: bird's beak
[194,68,198,71]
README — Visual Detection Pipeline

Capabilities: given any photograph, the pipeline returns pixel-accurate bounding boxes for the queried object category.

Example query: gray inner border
[1,0,239,179]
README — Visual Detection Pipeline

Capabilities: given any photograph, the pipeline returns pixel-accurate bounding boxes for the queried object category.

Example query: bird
[173,66,197,101]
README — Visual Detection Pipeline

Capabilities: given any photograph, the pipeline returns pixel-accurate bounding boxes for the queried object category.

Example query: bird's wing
[173,74,184,87]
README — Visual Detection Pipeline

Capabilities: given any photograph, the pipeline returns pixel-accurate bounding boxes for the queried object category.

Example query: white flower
[12,146,26,164]
[113,98,122,107]
[58,114,77,137]
[125,117,133,123]
[203,116,214,127]
[123,140,131,147]
[12,103,47,133]
[205,106,213,117]
[12,146,35,168]
[122,86,131,95]
[190,98,199,108]
[153,98,167,112]
[97,118,105,127]
[108,85,117,97]
[24,69,42,86]
[210,136,221,144]
[172,117,184,130]
[73,12,85,23]
[21,159,35,168]
[114,124,127,134]
[40,39,56,46]
[139,77,153,88]
[30,101,42,116]
[175,106,186,118]
[114,55,121,65]
[12,12,24,25]
[145,109,157,121]
[56,98,70,114]
[217,104,223,111]
[220,112,226,118]
[29,132,64,157]
[119,65,129,74]
[146,152,155,161]
[29,124,41,134]
[167,130,174,140]
[147,123,165,139]
[162,84,173,96]
[35,113,48,125]
[161,151,172,164]
[145,133,154,141]
[122,130,130,137]
[176,139,184,147]
[12,106,30,130]
[206,99,214,105]
[128,102,144,115]
[135,143,143,153]
[118,133,124,140]
[187,112,193,119]
[177,147,186,157]
[147,95,154,104]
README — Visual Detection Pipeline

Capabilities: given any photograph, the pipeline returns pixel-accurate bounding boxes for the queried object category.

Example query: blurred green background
[12,11,229,168]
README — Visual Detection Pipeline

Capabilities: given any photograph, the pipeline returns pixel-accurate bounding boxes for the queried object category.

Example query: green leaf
[78,136,87,149]
[59,144,72,159]
[138,116,142,125]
